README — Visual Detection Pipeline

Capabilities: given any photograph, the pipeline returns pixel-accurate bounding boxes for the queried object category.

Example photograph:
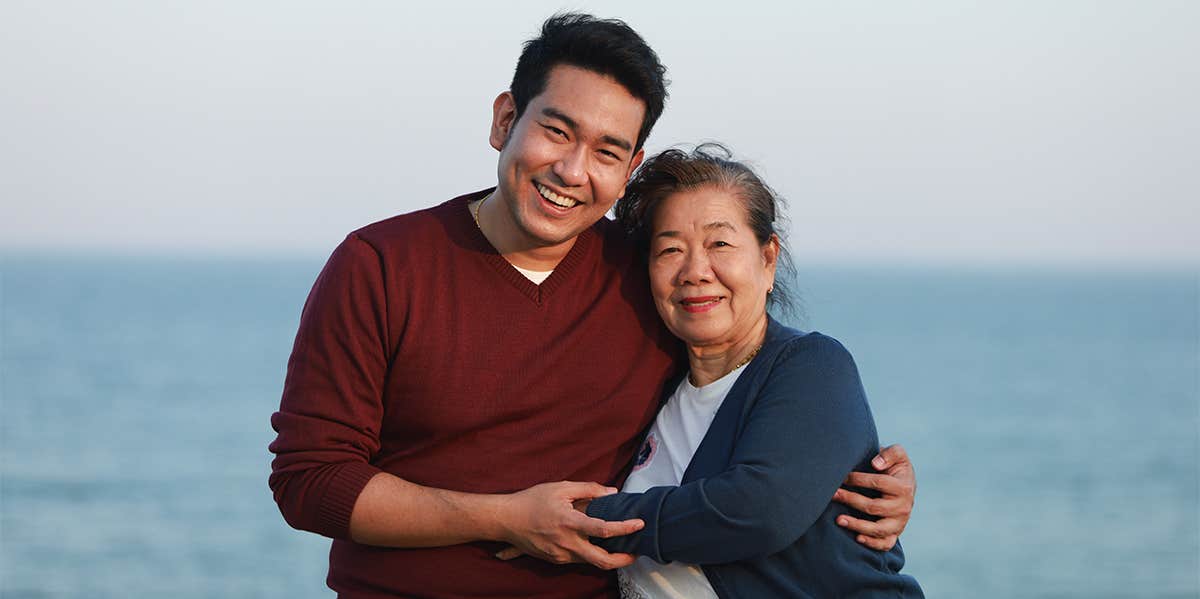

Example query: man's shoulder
[588,214,643,268]
[589,213,629,240]
[348,190,487,251]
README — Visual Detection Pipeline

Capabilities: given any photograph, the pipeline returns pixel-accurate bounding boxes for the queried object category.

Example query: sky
[2,1,1197,267]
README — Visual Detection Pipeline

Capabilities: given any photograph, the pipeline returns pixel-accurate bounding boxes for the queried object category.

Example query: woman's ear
[763,234,781,292]
[763,234,781,270]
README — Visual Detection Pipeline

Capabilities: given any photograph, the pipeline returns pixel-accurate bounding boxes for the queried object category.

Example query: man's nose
[552,144,588,187]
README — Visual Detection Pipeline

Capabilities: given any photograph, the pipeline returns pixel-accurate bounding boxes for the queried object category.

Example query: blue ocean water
[1,254,1197,598]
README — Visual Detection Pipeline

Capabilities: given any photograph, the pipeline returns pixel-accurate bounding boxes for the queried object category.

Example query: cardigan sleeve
[267,234,392,540]
[586,333,877,564]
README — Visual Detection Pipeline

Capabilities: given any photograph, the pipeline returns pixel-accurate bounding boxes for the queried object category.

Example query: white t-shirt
[617,364,751,599]
[513,264,552,285]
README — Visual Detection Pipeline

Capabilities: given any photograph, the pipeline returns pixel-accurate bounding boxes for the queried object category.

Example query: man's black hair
[510,13,668,152]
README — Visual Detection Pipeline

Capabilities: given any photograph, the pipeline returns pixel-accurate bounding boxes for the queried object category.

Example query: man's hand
[832,444,916,551]
[494,481,641,570]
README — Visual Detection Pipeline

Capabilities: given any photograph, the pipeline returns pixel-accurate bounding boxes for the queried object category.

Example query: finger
[842,472,913,498]
[606,552,638,569]
[836,514,906,538]
[872,444,909,471]
[494,546,524,560]
[558,481,620,500]
[855,533,898,552]
[572,541,637,570]
[572,514,645,539]
[832,488,905,518]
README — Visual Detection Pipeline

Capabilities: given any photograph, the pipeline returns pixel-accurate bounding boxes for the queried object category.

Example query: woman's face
[648,185,778,350]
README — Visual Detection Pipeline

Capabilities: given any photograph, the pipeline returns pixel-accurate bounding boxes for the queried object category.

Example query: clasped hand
[494,481,641,570]
[492,444,916,568]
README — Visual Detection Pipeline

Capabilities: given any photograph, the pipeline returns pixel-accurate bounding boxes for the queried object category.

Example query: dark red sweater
[269,191,680,598]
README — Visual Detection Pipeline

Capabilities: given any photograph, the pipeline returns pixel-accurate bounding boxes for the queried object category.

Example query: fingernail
[872,456,886,469]
[838,517,848,526]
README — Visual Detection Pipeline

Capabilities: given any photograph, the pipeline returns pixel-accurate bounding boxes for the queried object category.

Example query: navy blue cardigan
[588,318,923,598]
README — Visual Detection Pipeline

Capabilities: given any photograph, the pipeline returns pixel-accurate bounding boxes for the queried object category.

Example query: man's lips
[679,296,723,313]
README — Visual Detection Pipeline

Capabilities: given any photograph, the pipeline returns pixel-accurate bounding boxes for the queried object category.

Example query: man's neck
[470,194,577,271]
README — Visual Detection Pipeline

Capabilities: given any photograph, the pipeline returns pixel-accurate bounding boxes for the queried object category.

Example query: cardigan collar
[679,314,806,484]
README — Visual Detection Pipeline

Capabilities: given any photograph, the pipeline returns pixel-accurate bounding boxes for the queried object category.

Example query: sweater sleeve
[267,234,391,540]
[587,334,876,564]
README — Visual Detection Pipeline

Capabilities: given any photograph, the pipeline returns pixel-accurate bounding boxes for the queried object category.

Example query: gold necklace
[691,343,763,386]
[730,344,763,373]
[472,191,493,230]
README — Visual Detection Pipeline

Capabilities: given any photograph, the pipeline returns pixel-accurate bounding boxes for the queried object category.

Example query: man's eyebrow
[541,107,634,153]
[600,134,633,153]
[541,107,578,131]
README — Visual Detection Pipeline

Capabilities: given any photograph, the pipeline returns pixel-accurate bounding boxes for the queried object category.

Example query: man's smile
[535,181,580,209]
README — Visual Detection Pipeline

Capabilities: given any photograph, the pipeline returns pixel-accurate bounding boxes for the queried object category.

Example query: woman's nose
[677,251,712,285]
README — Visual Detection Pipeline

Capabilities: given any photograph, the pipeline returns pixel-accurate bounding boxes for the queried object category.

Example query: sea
[1,253,1197,598]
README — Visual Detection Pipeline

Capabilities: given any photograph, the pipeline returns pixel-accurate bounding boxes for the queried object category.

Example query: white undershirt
[617,363,751,599]
[513,265,553,284]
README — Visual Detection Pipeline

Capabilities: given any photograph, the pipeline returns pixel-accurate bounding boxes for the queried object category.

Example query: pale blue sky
[2,1,1196,267]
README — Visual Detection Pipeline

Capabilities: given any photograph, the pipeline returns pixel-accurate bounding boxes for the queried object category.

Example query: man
[269,13,915,598]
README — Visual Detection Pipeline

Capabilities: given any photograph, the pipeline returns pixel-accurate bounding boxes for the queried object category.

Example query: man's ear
[490,91,518,151]
[617,148,645,199]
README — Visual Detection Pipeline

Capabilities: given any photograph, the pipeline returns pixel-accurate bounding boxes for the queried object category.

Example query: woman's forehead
[652,186,749,229]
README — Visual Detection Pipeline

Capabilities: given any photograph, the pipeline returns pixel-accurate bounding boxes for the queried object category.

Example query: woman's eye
[713,241,731,248]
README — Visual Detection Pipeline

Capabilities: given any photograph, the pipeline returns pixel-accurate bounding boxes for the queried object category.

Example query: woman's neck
[686,316,769,387]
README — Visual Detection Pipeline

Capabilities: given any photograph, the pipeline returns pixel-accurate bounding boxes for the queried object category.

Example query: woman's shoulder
[762,319,858,371]
[755,320,874,426]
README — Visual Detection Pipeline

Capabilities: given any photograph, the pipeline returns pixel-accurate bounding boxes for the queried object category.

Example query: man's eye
[713,241,731,248]
[544,125,567,138]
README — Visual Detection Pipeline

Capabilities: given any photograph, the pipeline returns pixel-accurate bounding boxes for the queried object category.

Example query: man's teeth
[536,183,579,208]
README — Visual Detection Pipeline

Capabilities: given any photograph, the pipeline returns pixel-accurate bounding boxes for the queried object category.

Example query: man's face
[489,64,646,251]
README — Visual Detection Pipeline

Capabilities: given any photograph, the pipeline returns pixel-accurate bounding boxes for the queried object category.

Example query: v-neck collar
[459,190,595,306]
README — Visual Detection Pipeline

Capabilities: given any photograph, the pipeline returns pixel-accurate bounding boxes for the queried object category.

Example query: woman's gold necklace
[692,343,763,386]
[730,344,763,373]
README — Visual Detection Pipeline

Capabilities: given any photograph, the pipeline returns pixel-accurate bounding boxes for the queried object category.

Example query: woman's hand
[492,481,641,570]
[831,444,916,551]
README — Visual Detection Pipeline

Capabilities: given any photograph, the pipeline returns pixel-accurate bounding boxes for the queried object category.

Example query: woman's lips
[679,296,723,313]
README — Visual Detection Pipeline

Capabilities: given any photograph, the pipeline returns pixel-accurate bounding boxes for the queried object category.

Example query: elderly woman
[584,144,924,598]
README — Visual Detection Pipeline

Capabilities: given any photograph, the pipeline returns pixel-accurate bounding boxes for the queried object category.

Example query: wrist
[467,491,516,543]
